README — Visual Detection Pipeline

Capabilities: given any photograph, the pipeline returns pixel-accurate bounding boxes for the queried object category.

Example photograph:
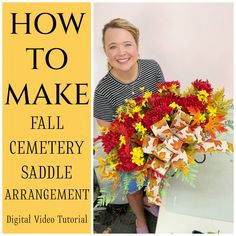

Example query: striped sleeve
[155,61,165,83]
[94,90,114,122]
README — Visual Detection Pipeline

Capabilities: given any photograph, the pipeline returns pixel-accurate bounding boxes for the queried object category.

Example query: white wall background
[93,3,233,136]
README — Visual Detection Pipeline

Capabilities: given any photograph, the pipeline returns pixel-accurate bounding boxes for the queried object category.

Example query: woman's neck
[111,61,139,84]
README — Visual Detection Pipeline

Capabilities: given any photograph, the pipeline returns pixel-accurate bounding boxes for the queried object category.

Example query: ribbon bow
[142,110,233,205]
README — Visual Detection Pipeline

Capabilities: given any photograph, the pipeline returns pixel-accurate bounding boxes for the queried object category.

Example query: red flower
[116,145,138,172]
[157,81,180,90]
[181,95,207,113]
[192,79,213,94]
[148,93,181,108]
[135,94,145,106]
[143,105,173,131]
[101,131,119,154]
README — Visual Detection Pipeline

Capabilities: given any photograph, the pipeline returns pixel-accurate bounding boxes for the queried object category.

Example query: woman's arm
[96,118,111,129]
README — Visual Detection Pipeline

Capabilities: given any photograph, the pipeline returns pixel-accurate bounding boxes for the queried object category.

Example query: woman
[94,18,165,233]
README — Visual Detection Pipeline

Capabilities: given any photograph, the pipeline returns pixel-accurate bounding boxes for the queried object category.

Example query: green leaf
[95,187,119,207]
[174,163,198,187]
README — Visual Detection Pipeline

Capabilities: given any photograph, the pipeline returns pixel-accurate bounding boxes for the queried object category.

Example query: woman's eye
[109,45,116,49]
[125,43,132,47]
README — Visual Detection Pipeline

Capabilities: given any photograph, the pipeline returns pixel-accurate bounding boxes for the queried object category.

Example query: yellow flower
[171,84,178,90]
[125,98,136,105]
[141,101,147,107]
[134,122,147,135]
[130,147,144,166]
[132,106,142,113]
[127,113,134,118]
[169,102,182,110]
[164,114,171,121]
[139,86,145,91]
[98,126,104,133]
[98,126,109,134]
[107,152,118,162]
[109,163,119,169]
[93,146,98,152]
[142,91,152,107]
[158,85,166,93]
[143,91,152,99]
[206,105,217,118]
[197,90,209,103]
[118,114,125,122]
[116,106,123,113]
[119,135,126,147]
[199,113,206,123]
[124,99,137,118]
[125,107,133,118]
[139,114,145,119]
[106,153,119,169]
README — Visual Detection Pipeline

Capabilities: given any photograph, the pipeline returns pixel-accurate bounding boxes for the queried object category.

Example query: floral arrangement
[94,80,233,206]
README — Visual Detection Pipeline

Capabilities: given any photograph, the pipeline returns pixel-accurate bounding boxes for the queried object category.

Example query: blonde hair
[102,18,140,50]
[102,18,140,70]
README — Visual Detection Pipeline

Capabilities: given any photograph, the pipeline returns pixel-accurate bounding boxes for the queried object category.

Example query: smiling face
[104,27,139,74]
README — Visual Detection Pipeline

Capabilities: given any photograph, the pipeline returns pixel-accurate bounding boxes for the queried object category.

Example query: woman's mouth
[117,58,129,64]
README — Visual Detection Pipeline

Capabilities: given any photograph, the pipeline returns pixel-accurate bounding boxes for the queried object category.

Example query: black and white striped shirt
[94,59,165,122]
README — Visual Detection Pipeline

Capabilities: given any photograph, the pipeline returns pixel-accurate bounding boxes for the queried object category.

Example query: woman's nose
[118,45,126,55]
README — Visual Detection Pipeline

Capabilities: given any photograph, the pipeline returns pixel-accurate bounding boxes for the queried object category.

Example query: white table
[156,198,233,234]
[156,130,234,234]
